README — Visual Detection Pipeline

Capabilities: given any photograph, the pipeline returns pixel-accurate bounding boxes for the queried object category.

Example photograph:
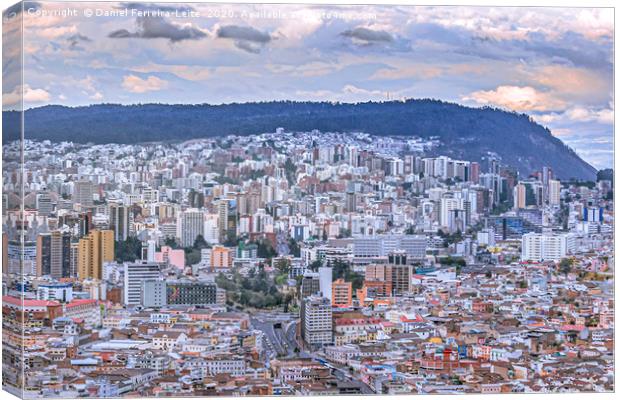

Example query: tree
[559,258,573,276]
[288,238,301,257]
[115,237,143,262]
[164,237,180,249]
[331,259,364,291]
[256,240,277,259]
[193,234,209,250]
[284,158,297,186]
[308,260,322,272]
[275,258,291,275]
[185,248,201,266]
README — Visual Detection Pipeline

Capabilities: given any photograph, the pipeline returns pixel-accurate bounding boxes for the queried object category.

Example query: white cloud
[3,85,51,107]
[462,85,566,112]
[122,75,169,94]
[537,106,614,126]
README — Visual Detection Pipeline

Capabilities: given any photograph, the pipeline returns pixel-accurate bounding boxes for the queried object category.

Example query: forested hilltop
[3,99,596,180]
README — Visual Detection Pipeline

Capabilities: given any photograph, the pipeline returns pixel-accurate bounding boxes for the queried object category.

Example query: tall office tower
[470,162,480,183]
[74,180,94,207]
[124,261,160,306]
[217,199,237,243]
[403,154,414,174]
[109,202,130,241]
[513,184,527,210]
[78,229,115,280]
[300,272,321,299]
[301,295,333,347]
[548,179,561,206]
[390,264,412,295]
[36,231,72,278]
[70,242,79,277]
[345,191,356,213]
[217,199,229,243]
[2,233,8,275]
[332,279,352,308]
[179,209,204,247]
[385,250,412,295]
[204,214,220,244]
[488,157,500,175]
[318,266,333,303]
[78,211,93,237]
[188,189,205,209]
[36,191,54,217]
[440,195,462,228]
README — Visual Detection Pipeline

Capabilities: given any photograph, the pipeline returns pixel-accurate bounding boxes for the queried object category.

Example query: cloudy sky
[3,1,614,168]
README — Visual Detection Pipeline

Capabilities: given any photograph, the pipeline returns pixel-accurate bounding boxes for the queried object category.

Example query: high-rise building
[364,253,412,297]
[301,295,333,347]
[390,264,412,295]
[332,279,352,308]
[548,179,561,206]
[36,191,54,217]
[74,180,94,207]
[345,191,356,213]
[300,272,321,299]
[70,242,79,277]
[77,230,114,280]
[470,162,480,183]
[124,261,161,306]
[217,199,237,243]
[36,231,72,278]
[109,202,130,241]
[318,266,333,302]
[179,209,204,247]
[440,195,463,228]
[513,184,527,210]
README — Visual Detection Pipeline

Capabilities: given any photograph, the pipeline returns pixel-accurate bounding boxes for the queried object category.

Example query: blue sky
[3,2,614,168]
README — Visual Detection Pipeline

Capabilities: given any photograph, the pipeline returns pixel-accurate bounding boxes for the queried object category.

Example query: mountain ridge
[2,99,597,180]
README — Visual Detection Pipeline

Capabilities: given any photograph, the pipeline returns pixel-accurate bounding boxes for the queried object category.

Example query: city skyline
[2,2,615,398]
[2,2,614,168]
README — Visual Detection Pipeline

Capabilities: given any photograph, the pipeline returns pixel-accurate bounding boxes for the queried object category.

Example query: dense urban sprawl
[2,129,614,396]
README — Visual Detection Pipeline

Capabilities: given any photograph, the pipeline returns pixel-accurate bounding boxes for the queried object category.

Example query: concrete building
[36,231,72,278]
[548,179,561,206]
[353,234,426,260]
[332,279,352,308]
[301,295,333,347]
[166,280,218,306]
[521,232,576,262]
[179,209,205,248]
[74,180,94,207]
[124,261,160,306]
[300,272,320,299]
[78,230,114,280]
[142,280,167,308]
[318,266,333,302]
[109,202,130,241]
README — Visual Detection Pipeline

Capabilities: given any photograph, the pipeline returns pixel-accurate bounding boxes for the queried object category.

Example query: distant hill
[2,99,597,180]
